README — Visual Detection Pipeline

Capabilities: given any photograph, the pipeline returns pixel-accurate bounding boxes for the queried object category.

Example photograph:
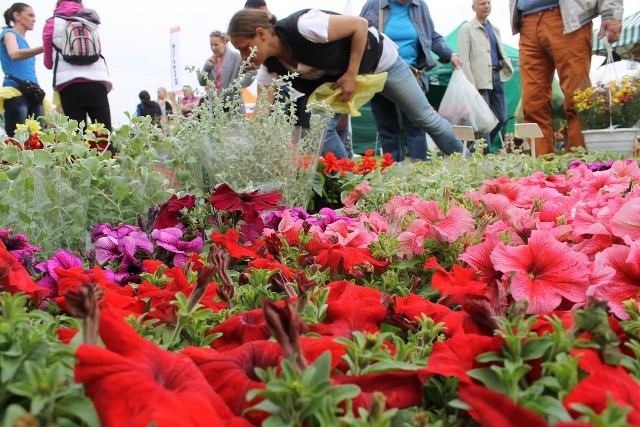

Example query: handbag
[6,74,46,104]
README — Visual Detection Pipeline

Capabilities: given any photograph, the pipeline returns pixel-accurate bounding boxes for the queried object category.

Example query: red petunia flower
[459,383,549,427]
[209,308,271,351]
[57,327,79,344]
[55,266,145,316]
[136,265,225,324]
[333,369,430,410]
[309,281,387,337]
[207,183,282,223]
[303,239,388,275]
[211,229,267,260]
[564,349,640,425]
[153,194,196,230]
[0,241,48,300]
[424,257,488,302]
[424,333,503,384]
[183,340,283,425]
[75,309,250,427]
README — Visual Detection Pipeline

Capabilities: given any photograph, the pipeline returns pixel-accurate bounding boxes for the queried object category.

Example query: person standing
[198,30,243,108]
[178,85,199,117]
[1,3,44,137]
[227,9,465,158]
[43,0,112,132]
[135,90,162,126]
[509,0,623,156]
[458,0,513,153]
[156,86,175,129]
[360,0,463,162]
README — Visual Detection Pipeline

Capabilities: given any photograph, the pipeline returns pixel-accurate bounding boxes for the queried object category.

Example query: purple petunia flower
[92,223,141,242]
[151,226,203,266]
[94,225,153,265]
[35,250,84,298]
[0,228,42,263]
[113,253,146,285]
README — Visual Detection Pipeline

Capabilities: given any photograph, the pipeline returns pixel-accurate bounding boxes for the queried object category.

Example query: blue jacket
[360,0,454,73]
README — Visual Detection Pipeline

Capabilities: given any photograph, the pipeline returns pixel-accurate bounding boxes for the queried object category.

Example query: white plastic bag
[438,68,498,134]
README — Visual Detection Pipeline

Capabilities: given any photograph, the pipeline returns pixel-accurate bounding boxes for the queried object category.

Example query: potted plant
[573,75,640,156]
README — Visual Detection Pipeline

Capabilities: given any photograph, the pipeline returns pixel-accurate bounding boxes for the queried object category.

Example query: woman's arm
[326,14,369,101]
[3,32,43,60]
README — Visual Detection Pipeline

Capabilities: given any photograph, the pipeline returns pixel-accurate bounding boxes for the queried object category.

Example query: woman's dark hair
[244,0,267,8]
[138,90,151,102]
[228,9,277,39]
[4,3,30,27]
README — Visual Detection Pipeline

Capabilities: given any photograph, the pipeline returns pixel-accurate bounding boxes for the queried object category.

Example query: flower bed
[1,142,640,426]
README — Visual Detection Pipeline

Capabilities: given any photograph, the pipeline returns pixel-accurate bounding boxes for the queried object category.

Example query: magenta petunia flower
[35,250,84,298]
[151,226,203,266]
[0,228,42,262]
[91,223,140,242]
[94,228,153,266]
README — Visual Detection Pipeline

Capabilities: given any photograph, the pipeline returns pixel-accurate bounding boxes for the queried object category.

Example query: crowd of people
[0,0,625,159]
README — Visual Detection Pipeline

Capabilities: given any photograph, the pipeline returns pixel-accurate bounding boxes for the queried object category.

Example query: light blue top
[0,27,38,87]
[384,0,419,67]
[516,0,560,14]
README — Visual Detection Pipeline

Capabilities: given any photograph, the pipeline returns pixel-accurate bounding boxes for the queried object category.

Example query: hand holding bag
[438,69,498,134]
[6,74,46,104]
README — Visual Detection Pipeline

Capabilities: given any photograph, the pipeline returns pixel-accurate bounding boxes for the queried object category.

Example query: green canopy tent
[592,10,640,59]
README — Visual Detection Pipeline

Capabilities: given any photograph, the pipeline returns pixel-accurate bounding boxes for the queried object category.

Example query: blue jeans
[377,57,464,156]
[371,95,427,161]
[321,113,348,159]
[3,94,44,137]
[479,71,507,153]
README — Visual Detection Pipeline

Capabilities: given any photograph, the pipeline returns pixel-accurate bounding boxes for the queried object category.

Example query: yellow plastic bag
[308,72,387,117]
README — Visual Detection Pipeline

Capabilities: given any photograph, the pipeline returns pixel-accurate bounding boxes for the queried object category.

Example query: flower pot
[582,128,639,157]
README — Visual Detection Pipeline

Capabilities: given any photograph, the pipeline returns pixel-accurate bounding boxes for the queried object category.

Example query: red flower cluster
[320,150,393,176]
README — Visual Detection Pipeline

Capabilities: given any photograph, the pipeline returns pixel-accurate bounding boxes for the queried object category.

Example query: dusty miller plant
[173,53,328,207]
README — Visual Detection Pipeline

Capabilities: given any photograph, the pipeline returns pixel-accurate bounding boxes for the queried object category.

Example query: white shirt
[256,9,397,93]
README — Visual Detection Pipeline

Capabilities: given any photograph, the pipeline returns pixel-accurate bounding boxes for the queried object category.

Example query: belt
[522,6,559,15]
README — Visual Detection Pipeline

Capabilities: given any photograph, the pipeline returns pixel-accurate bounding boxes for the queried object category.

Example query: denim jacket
[509,0,624,35]
[360,0,454,90]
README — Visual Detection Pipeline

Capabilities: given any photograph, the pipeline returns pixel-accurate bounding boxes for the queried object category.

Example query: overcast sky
[17,0,633,126]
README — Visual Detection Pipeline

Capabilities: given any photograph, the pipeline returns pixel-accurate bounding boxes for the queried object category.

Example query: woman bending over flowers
[227,8,465,156]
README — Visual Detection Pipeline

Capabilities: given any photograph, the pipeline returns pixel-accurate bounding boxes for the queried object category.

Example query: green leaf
[524,396,572,422]
[80,157,100,174]
[32,149,53,166]
[0,144,20,163]
[330,384,360,402]
[475,351,504,363]
[54,395,101,427]
[6,165,23,180]
[521,339,553,361]
[467,368,506,393]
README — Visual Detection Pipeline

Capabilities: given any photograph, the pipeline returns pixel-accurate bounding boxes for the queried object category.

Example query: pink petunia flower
[610,197,640,244]
[490,230,591,314]
[588,242,640,319]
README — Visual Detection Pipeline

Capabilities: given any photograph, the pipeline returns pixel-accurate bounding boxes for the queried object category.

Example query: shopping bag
[438,68,498,134]
[308,72,387,117]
